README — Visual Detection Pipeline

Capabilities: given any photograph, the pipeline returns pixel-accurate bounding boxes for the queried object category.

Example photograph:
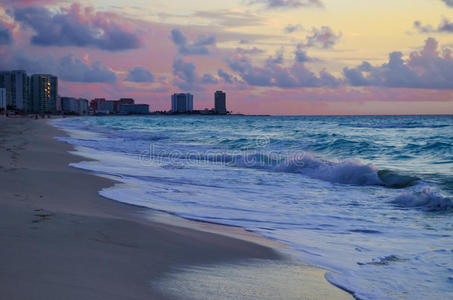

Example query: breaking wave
[145,150,418,188]
[392,188,453,211]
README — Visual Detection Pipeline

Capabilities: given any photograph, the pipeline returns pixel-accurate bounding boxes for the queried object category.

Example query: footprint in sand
[32,210,54,224]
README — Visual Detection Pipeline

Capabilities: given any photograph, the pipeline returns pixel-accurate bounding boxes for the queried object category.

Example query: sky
[0,0,452,115]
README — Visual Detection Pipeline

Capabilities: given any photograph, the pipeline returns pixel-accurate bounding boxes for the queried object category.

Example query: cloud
[0,22,12,45]
[343,38,453,89]
[235,47,264,55]
[58,54,116,83]
[0,49,54,74]
[13,4,142,51]
[1,0,62,7]
[303,26,342,49]
[170,29,216,56]
[172,58,202,91]
[201,74,218,84]
[226,47,340,88]
[266,49,284,64]
[218,69,234,84]
[248,0,323,9]
[441,0,453,7]
[294,44,315,62]
[125,67,154,82]
[414,18,453,33]
[0,50,117,83]
[284,24,304,33]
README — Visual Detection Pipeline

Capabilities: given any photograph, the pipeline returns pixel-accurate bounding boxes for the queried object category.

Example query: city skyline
[0,0,452,115]
[0,68,228,115]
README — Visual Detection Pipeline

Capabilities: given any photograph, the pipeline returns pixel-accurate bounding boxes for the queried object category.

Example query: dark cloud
[125,67,155,83]
[226,48,340,89]
[303,26,342,49]
[218,69,234,84]
[170,29,216,56]
[0,49,54,74]
[13,4,142,51]
[294,44,315,62]
[441,0,453,7]
[414,18,453,33]
[248,0,323,9]
[284,24,304,33]
[1,0,62,7]
[0,49,116,83]
[172,58,202,91]
[201,74,218,84]
[58,55,116,83]
[343,38,453,89]
[0,23,12,45]
[266,49,284,65]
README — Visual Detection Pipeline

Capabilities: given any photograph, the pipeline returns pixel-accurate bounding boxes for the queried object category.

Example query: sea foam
[393,188,453,211]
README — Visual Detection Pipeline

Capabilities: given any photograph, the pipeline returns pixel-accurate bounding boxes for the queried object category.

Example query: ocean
[53,115,453,300]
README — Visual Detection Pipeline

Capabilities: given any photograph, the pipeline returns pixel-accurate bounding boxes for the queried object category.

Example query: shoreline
[0,116,353,299]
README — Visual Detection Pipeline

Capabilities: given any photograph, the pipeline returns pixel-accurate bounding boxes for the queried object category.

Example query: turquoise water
[54,115,453,299]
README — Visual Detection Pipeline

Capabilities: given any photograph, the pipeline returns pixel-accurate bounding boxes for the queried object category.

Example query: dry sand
[0,116,353,300]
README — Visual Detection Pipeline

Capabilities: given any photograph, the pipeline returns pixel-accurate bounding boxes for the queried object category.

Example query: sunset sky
[0,0,452,115]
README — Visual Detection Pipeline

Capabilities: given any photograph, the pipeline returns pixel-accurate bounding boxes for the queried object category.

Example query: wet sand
[0,116,352,299]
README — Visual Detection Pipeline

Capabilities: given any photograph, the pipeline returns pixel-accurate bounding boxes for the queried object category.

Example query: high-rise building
[61,97,89,115]
[214,91,227,114]
[0,88,6,110]
[0,70,29,111]
[171,93,193,113]
[30,74,58,113]
[47,75,58,113]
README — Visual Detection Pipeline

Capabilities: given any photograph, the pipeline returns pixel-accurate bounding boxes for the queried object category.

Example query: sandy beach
[0,116,352,300]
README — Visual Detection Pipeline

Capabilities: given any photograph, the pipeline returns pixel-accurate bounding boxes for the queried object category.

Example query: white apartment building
[171,93,193,113]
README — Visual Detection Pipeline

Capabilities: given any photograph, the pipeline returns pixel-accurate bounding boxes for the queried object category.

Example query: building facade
[0,88,6,110]
[47,75,58,113]
[30,74,58,114]
[61,97,89,115]
[171,93,193,113]
[90,98,135,114]
[119,104,149,114]
[214,91,227,114]
[0,70,29,111]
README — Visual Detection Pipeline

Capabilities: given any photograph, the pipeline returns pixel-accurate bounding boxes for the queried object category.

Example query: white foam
[393,188,453,211]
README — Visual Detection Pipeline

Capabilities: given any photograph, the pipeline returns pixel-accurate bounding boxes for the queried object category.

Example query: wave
[392,188,453,211]
[111,130,168,142]
[405,141,452,154]
[377,170,419,188]
[233,152,420,188]
[343,122,451,129]
[357,255,407,266]
[280,155,383,186]
[143,149,417,188]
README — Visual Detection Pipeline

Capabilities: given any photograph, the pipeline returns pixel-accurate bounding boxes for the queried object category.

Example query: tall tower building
[0,88,6,111]
[47,75,58,113]
[0,70,29,111]
[214,90,226,114]
[30,74,58,113]
[171,93,193,113]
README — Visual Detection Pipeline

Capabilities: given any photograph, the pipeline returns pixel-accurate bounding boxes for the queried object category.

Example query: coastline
[0,116,353,299]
